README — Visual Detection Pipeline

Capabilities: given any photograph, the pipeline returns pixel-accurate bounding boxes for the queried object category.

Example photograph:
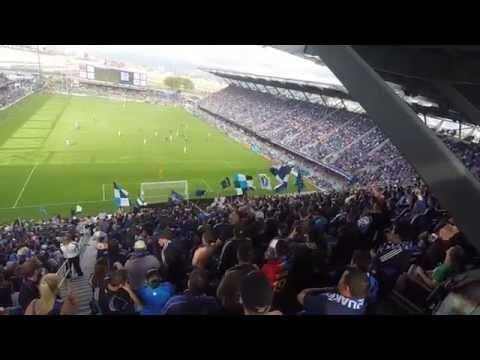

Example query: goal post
[140,180,189,204]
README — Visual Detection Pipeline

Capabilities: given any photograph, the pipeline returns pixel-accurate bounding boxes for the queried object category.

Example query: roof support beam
[319,94,328,106]
[302,91,310,102]
[286,88,297,100]
[433,81,480,127]
[312,45,480,252]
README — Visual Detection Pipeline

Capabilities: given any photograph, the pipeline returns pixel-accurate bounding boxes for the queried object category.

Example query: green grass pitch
[0,92,314,223]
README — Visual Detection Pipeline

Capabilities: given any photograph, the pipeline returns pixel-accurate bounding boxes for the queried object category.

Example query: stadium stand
[0,73,41,109]
[199,85,480,187]
[0,181,478,315]
[2,68,480,315]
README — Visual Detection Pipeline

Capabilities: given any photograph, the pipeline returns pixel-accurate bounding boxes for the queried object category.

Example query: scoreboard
[79,64,147,87]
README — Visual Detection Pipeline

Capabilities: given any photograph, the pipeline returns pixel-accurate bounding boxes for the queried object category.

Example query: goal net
[140,180,189,204]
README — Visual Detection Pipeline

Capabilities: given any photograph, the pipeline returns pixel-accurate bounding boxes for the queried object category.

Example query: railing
[56,226,91,290]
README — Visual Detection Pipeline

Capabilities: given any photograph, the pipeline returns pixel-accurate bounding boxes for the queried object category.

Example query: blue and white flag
[233,173,247,195]
[233,173,254,195]
[258,174,272,190]
[274,181,288,193]
[291,167,299,178]
[271,165,292,183]
[270,164,292,190]
[170,190,184,204]
[136,192,147,207]
[113,182,130,208]
[246,175,255,190]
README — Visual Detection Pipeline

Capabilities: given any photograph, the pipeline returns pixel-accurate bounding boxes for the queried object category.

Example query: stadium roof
[200,66,465,123]
[271,45,480,126]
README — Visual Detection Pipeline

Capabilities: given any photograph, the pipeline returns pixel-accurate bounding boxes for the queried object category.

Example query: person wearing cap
[137,268,175,315]
[124,240,160,291]
[240,271,282,315]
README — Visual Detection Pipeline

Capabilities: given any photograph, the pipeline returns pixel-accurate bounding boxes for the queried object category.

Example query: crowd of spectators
[200,85,480,187]
[0,76,37,109]
[2,179,474,315]
[193,107,342,192]
[0,215,91,314]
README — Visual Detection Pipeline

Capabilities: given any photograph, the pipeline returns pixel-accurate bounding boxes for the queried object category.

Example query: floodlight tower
[36,45,43,82]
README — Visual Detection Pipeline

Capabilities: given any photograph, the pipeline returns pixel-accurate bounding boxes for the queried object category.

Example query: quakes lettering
[327,293,364,310]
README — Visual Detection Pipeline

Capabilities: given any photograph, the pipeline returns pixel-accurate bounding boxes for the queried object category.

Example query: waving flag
[75,205,83,214]
[274,181,288,193]
[246,175,255,190]
[220,177,231,189]
[113,182,130,208]
[295,171,305,193]
[258,174,272,190]
[195,189,206,197]
[170,190,184,205]
[233,174,254,195]
[233,174,247,195]
[270,164,292,192]
[136,193,147,207]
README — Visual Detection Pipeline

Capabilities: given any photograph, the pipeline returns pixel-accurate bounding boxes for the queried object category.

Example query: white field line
[1,199,111,211]
[13,163,39,208]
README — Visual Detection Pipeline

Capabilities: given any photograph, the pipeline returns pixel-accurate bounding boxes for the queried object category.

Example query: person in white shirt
[60,236,83,278]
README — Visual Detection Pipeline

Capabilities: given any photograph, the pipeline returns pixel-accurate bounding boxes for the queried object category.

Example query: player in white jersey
[74,121,80,130]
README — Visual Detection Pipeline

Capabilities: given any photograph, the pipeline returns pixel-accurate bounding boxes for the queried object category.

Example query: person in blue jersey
[372,220,418,292]
[160,268,220,315]
[137,268,175,315]
[297,267,369,315]
[351,250,379,306]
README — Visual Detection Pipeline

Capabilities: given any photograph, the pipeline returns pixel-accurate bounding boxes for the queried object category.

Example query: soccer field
[0,92,313,223]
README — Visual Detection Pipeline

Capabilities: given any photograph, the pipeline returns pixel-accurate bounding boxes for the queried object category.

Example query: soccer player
[155,131,158,137]
[65,138,71,146]
[144,139,147,145]
[118,130,122,137]
[74,121,80,130]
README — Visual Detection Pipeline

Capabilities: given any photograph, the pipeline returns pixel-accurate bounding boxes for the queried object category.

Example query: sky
[55,45,343,86]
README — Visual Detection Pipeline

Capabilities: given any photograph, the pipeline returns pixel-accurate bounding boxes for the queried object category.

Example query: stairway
[61,238,98,315]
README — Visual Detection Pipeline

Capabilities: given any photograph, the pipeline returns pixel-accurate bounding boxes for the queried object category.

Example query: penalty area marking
[13,163,39,208]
